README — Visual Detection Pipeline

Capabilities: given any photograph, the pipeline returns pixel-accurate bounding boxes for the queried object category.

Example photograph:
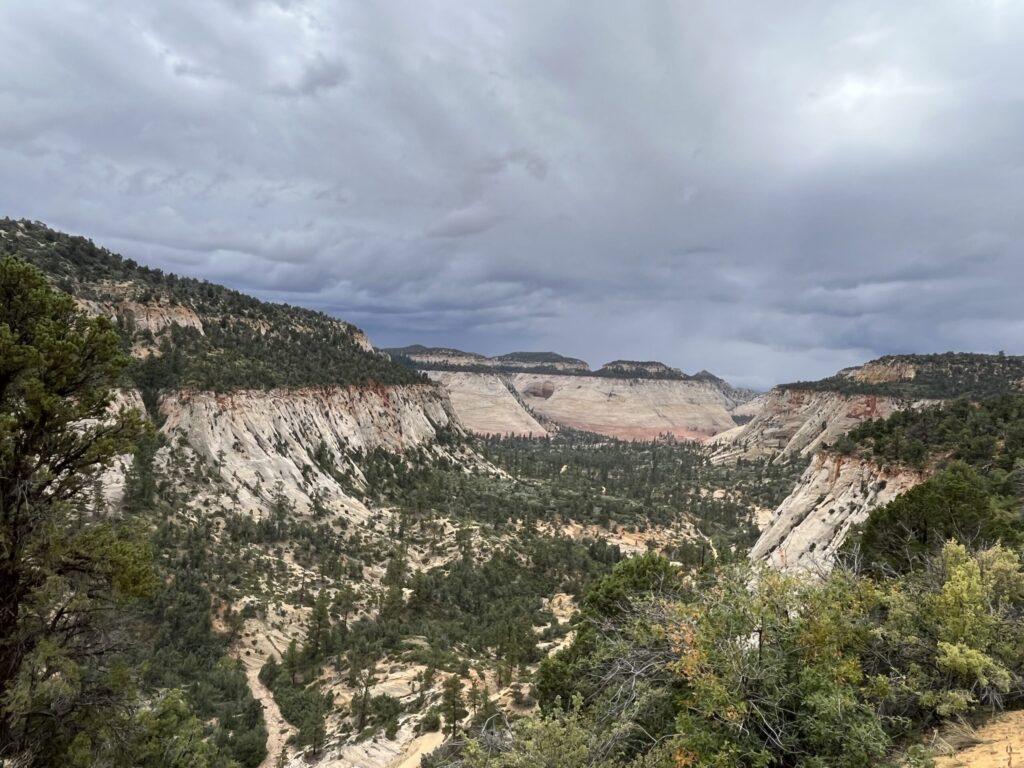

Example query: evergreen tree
[0,257,155,762]
[441,675,468,738]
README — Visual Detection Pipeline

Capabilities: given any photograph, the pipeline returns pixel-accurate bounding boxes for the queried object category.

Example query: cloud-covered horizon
[3,1,1023,389]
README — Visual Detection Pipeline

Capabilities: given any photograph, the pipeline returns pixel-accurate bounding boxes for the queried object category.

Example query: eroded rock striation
[392,346,757,441]
[713,388,906,463]
[426,371,547,437]
[160,384,466,520]
[749,452,923,572]
[510,373,743,441]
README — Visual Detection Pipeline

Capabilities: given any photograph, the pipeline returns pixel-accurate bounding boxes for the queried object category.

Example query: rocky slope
[426,371,548,437]
[392,346,756,441]
[744,353,1024,571]
[713,388,907,463]
[749,452,923,572]
[159,384,466,521]
[2,218,471,519]
[710,356,993,464]
[511,372,743,441]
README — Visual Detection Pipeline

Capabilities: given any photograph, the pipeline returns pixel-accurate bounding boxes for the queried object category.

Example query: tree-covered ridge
[386,346,595,376]
[497,351,588,367]
[839,394,1024,477]
[834,395,1024,572]
[783,352,1024,399]
[0,218,424,392]
[387,344,741,384]
[0,256,264,767]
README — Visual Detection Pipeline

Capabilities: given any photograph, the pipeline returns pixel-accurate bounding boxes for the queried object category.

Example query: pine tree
[0,257,154,761]
[441,675,468,738]
[283,639,301,685]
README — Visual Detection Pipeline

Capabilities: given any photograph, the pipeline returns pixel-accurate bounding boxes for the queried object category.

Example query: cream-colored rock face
[426,371,547,437]
[76,297,205,335]
[750,452,923,572]
[510,373,740,441]
[843,359,916,384]
[158,384,461,519]
[119,301,205,335]
[713,388,904,463]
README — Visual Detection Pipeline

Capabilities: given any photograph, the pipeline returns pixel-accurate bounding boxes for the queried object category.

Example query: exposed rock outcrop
[158,384,466,520]
[426,371,548,437]
[510,373,742,441]
[750,452,923,572]
[713,388,906,463]
[77,297,207,337]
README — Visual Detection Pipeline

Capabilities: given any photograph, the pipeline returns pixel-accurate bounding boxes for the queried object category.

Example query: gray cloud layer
[2,0,1023,388]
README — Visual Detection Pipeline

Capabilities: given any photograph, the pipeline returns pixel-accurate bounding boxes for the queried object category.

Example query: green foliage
[344,534,615,673]
[844,394,1024,477]
[784,353,1024,399]
[1,218,422,392]
[476,433,796,556]
[672,566,894,768]
[849,463,1023,573]
[461,704,625,768]
[141,572,268,767]
[872,542,1024,723]
[534,555,688,765]
[0,255,156,763]
[259,656,332,750]
[511,543,1024,768]
[579,552,681,620]
[442,675,468,737]
[124,691,230,768]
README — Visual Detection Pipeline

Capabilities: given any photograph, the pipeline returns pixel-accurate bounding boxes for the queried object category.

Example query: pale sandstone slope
[159,384,466,520]
[427,371,547,437]
[713,388,904,463]
[750,452,923,572]
[511,373,741,441]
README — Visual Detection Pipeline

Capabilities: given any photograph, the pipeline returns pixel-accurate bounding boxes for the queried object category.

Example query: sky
[2,1,1024,389]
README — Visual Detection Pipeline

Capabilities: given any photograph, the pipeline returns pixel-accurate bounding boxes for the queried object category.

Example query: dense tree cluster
[784,352,1024,399]
[453,539,1024,768]
[0,257,261,766]
[0,218,423,394]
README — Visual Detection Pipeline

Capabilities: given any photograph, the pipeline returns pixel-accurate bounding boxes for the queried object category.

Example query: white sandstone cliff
[510,373,742,441]
[158,384,465,520]
[426,371,547,437]
[713,388,905,463]
[750,452,923,572]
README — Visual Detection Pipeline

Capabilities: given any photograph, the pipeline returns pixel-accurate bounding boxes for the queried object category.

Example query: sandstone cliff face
[713,388,905,463]
[426,371,547,437]
[843,359,917,384]
[749,452,923,572]
[158,384,464,520]
[510,373,741,441]
[77,296,205,335]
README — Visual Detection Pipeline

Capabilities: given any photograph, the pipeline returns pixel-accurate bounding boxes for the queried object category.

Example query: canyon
[391,345,756,441]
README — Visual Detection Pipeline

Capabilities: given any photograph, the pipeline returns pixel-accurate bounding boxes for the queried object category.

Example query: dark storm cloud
[2,0,1024,388]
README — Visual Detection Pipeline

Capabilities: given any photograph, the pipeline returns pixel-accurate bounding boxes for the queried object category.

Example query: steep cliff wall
[158,384,465,520]
[749,452,923,571]
[713,388,906,463]
[426,371,547,437]
[510,373,741,441]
